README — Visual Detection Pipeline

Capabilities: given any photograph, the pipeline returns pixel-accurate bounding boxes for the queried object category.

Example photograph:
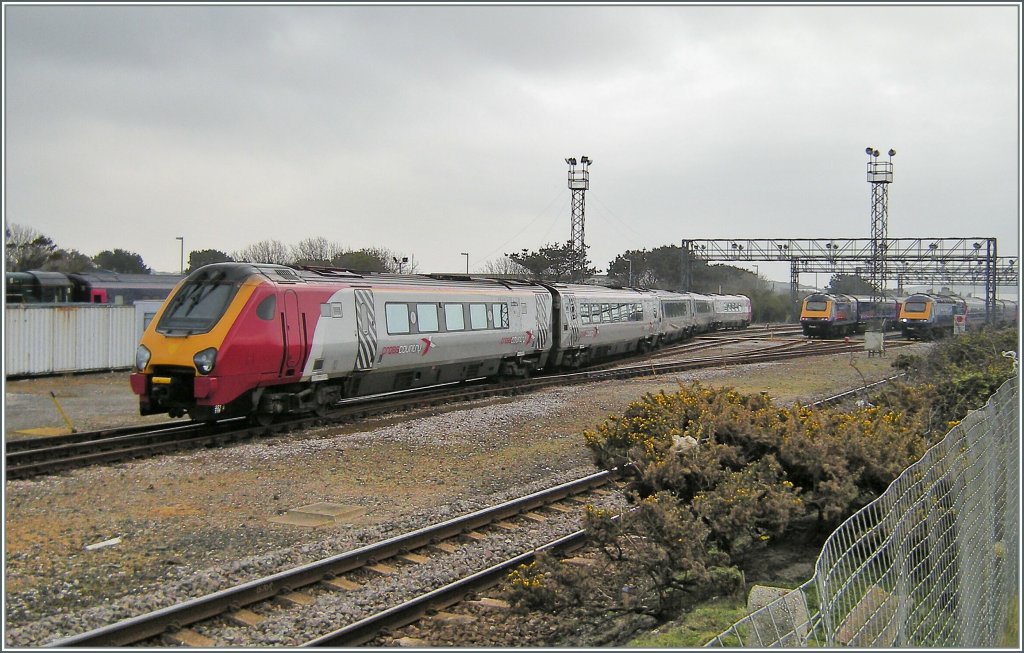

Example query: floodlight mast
[866,146,895,324]
[567,155,592,282]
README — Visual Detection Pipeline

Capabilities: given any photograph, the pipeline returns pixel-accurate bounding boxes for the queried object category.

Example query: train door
[282,290,306,376]
[353,288,378,371]
[532,291,551,352]
[563,293,581,347]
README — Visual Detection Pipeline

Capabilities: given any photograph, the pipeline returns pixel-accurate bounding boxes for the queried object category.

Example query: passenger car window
[492,303,509,329]
[417,304,439,332]
[470,304,488,330]
[444,303,465,331]
[385,303,410,334]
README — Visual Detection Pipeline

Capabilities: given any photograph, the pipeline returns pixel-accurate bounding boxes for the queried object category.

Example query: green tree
[187,249,233,272]
[93,248,151,274]
[508,241,595,282]
[826,274,875,295]
[42,249,96,274]
[332,250,386,272]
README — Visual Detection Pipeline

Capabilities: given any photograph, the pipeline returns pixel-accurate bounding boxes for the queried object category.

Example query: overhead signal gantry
[681,237,1017,322]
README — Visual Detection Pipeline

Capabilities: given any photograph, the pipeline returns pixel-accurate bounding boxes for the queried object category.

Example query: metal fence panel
[708,376,1019,647]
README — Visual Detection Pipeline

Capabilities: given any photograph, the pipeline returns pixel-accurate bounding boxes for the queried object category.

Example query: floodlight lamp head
[866,147,874,155]
[888,149,896,157]
[872,149,880,157]
[581,155,592,165]
[565,157,577,166]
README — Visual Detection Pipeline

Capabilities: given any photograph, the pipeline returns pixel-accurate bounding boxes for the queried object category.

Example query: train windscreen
[156,266,250,335]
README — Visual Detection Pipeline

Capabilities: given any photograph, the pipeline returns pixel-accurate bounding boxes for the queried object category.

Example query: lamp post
[176,236,184,274]
[393,256,409,274]
[460,252,469,274]
[622,257,631,287]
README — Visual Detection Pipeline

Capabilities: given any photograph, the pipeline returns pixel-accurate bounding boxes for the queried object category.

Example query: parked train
[4,270,183,305]
[130,263,751,422]
[898,293,1018,340]
[799,293,902,337]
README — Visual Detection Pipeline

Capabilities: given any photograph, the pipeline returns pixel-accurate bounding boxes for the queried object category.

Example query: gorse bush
[503,328,1018,626]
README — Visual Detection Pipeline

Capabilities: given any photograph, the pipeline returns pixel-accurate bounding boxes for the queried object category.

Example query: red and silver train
[130,263,751,422]
[898,293,1018,340]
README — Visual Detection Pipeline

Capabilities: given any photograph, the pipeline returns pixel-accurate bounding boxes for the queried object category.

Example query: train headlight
[193,348,218,375]
[135,345,151,371]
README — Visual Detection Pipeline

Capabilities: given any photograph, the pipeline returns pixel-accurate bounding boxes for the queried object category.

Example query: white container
[4,304,137,376]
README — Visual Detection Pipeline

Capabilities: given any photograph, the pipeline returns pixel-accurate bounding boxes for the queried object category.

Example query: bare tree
[5,223,58,271]
[291,236,346,266]
[231,240,291,265]
[479,256,530,277]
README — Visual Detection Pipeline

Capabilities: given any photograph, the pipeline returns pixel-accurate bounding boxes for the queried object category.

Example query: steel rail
[305,529,591,647]
[9,339,894,478]
[47,470,614,647]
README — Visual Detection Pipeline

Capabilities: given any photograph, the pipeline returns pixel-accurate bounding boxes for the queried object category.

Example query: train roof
[198,263,550,293]
[25,271,73,288]
[69,271,183,288]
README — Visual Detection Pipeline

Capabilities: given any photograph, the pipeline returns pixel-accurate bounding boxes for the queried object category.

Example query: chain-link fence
[707,376,1019,648]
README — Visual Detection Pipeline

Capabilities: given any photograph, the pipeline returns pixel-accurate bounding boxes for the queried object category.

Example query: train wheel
[250,412,275,427]
[313,385,334,417]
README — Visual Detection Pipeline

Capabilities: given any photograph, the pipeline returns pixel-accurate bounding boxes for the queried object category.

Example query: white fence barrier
[4,303,160,377]
[707,376,1020,647]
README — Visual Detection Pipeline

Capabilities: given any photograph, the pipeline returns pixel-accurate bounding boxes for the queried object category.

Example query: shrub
[504,327,1018,630]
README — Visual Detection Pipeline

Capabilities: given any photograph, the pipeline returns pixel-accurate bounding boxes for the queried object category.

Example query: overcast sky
[3,3,1020,284]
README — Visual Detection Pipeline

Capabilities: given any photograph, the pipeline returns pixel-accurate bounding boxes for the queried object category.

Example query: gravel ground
[3,343,932,647]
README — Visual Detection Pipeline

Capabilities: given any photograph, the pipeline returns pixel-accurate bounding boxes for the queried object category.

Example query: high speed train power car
[799,293,900,337]
[130,263,751,423]
[898,293,1018,339]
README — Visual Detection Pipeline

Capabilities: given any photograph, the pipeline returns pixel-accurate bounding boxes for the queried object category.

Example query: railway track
[6,336,908,479]
[40,372,907,648]
[48,470,621,647]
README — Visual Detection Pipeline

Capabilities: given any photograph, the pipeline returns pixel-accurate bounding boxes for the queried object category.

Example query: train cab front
[898,295,933,339]
[799,294,833,336]
[130,263,266,421]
